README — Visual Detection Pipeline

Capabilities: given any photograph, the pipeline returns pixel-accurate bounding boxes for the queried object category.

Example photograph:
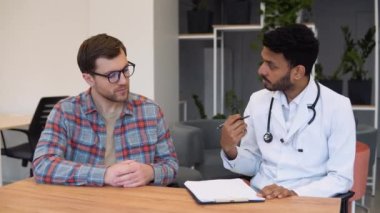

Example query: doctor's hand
[257,184,298,199]
[104,160,154,187]
[220,114,247,160]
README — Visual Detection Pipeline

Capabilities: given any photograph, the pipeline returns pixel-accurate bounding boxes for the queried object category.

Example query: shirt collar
[273,79,312,107]
[82,88,134,116]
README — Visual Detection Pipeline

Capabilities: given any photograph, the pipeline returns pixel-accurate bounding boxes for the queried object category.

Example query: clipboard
[184,179,265,204]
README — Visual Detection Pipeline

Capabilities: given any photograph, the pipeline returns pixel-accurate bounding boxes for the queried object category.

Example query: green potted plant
[315,63,343,94]
[192,94,208,119]
[192,93,226,120]
[211,89,244,119]
[336,25,376,104]
[224,89,244,115]
[261,0,313,31]
[192,90,243,120]
[251,0,313,50]
[187,0,213,33]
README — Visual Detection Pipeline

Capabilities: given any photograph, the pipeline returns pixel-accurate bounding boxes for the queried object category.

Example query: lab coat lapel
[285,81,317,141]
[285,101,309,141]
[271,92,286,133]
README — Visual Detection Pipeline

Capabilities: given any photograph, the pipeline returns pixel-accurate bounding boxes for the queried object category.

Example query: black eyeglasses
[91,61,135,83]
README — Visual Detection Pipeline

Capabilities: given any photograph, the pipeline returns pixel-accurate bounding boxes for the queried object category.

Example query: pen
[216,115,250,130]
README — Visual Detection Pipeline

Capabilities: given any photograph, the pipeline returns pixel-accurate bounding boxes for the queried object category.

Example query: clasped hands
[104,160,154,187]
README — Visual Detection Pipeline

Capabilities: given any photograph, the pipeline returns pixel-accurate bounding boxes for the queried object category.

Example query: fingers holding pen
[225,114,242,124]
[225,114,248,137]
[220,114,248,156]
[223,115,245,138]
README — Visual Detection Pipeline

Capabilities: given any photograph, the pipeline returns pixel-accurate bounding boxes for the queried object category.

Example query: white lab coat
[221,80,356,197]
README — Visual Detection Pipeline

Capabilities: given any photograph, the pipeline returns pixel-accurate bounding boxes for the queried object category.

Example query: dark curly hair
[77,33,127,73]
[263,24,319,76]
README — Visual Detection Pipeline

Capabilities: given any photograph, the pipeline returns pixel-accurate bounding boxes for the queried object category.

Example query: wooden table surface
[0,114,31,129]
[0,178,341,213]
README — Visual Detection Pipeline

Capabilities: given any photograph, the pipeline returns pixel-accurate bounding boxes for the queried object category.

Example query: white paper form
[184,178,265,203]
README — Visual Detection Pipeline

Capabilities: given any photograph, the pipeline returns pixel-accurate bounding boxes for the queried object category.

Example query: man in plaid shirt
[33,34,178,187]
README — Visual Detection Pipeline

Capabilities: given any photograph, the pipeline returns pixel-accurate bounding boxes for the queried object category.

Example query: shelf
[178,24,263,40]
[213,24,262,31]
[352,105,376,111]
[178,3,377,124]
[178,23,315,39]
[178,33,213,40]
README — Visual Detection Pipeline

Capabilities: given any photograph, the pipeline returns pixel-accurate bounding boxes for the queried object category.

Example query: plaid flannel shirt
[33,90,178,186]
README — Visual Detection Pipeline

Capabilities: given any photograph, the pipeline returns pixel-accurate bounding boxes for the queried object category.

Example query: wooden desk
[0,114,32,185]
[0,179,340,213]
[0,114,31,130]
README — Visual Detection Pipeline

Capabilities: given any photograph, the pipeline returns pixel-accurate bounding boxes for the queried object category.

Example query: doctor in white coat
[220,24,355,199]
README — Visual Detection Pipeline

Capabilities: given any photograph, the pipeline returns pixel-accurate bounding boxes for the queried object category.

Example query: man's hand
[220,114,247,160]
[257,184,297,199]
[104,160,154,187]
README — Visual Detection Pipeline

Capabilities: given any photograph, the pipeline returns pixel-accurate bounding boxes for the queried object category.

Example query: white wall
[0,0,178,183]
[88,0,156,99]
[153,1,179,124]
[0,0,89,114]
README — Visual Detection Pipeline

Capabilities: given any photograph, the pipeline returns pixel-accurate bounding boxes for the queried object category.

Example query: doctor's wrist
[223,146,238,160]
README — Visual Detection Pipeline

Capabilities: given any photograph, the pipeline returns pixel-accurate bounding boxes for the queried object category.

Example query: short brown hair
[77,33,127,73]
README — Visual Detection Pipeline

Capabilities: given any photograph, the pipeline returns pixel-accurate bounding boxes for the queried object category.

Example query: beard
[94,85,129,103]
[110,86,129,102]
[261,70,293,91]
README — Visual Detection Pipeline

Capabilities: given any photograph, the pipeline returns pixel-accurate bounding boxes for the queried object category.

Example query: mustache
[260,75,270,83]
[116,85,127,89]
[115,86,128,91]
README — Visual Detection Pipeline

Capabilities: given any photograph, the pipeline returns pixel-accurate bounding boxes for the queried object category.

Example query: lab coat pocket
[295,133,328,169]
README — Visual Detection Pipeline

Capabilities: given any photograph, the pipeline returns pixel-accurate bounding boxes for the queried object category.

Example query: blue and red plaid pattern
[33,90,178,186]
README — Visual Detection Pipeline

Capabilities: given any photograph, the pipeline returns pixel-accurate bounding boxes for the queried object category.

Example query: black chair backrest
[28,96,68,149]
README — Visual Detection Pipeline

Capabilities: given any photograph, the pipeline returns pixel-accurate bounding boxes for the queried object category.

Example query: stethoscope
[263,80,321,143]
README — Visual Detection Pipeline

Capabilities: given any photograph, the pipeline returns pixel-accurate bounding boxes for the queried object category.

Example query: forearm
[33,155,106,186]
[222,146,238,160]
[292,174,352,197]
[221,146,261,177]
[153,112,179,185]
[151,158,178,185]
[151,135,179,185]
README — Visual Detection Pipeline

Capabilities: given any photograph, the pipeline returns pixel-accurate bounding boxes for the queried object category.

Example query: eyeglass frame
[90,61,135,83]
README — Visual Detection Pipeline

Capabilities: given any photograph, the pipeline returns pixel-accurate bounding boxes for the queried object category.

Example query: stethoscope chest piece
[263,132,273,143]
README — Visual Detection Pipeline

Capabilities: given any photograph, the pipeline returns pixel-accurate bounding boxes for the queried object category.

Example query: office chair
[356,124,378,196]
[336,141,371,213]
[335,191,355,213]
[1,96,67,176]
[170,124,203,187]
[181,119,241,180]
[349,141,370,213]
